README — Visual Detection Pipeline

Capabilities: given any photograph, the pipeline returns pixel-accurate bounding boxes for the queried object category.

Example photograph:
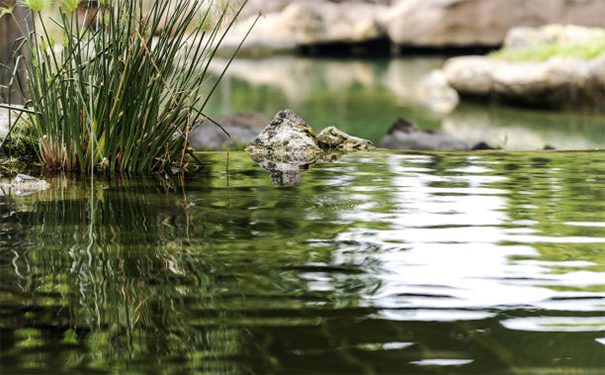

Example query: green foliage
[1,0,257,172]
[19,0,48,13]
[0,4,15,17]
[62,0,82,13]
[491,38,605,62]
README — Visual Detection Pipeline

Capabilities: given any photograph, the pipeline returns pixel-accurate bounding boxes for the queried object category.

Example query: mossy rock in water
[245,109,323,161]
[246,109,374,162]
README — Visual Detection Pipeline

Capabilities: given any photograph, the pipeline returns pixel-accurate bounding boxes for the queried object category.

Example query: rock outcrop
[219,0,605,55]
[443,25,605,109]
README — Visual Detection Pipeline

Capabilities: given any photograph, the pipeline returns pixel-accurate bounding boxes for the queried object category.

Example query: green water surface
[1,150,604,374]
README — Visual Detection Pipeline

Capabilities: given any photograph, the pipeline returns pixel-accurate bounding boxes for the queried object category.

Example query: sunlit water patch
[1,150,604,374]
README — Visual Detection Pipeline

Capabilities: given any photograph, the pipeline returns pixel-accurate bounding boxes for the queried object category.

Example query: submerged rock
[379,118,470,151]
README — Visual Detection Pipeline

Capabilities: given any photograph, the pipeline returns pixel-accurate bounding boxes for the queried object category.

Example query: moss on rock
[0,118,39,164]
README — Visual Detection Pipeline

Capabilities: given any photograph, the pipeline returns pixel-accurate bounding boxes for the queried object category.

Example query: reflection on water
[1,150,604,374]
[248,153,315,186]
[206,56,605,150]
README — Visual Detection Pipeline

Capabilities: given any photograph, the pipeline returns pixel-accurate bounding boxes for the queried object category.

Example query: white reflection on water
[501,317,605,332]
[379,308,495,322]
[331,154,605,321]
[411,359,474,366]
[565,222,605,228]
[354,342,415,351]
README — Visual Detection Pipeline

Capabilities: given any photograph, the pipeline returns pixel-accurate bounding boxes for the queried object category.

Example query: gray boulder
[379,118,470,151]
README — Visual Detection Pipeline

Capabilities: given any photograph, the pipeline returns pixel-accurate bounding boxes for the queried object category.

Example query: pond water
[1,150,604,374]
[205,56,605,150]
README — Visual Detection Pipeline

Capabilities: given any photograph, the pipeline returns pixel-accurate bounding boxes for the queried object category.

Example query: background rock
[412,69,459,113]
[443,25,605,109]
[189,111,269,150]
[219,0,605,55]
[385,0,604,48]
[379,118,470,150]
[220,0,387,56]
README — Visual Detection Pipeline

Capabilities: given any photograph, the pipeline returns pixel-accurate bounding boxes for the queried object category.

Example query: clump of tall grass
[0,0,256,172]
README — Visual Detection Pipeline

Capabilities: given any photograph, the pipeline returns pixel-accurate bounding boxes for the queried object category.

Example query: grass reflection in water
[0,150,604,374]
